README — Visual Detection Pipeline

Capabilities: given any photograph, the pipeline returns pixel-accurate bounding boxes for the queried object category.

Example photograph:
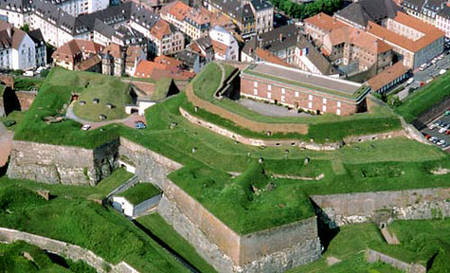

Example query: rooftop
[304,12,345,32]
[243,62,368,100]
[367,62,410,91]
[117,183,161,205]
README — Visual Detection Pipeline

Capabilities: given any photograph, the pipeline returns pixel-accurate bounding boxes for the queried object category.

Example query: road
[0,122,13,167]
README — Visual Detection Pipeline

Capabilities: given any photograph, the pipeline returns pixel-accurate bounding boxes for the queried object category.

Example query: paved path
[237,98,312,117]
[0,122,13,167]
[66,102,145,129]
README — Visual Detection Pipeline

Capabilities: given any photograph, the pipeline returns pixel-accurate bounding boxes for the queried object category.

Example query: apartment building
[242,24,298,64]
[47,0,109,17]
[335,0,399,29]
[436,5,450,38]
[209,26,238,61]
[0,0,32,28]
[241,62,370,115]
[148,19,184,56]
[367,12,444,69]
[0,21,46,70]
[205,0,273,37]
[52,39,102,70]
[402,0,446,26]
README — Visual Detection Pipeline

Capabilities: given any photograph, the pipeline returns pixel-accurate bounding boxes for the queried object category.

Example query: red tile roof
[161,0,190,21]
[255,48,291,67]
[134,60,195,81]
[367,61,409,91]
[150,19,173,40]
[304,12,345,32]
[367,12,444,53]
[52,39,102,63]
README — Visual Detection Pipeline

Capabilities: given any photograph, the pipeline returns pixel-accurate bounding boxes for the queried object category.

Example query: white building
[0,0,32,28]
[54,0,109,17]
[0,21,45,70]
[209,26,238,61]
[111,183,162,218]
[436,6,450,38]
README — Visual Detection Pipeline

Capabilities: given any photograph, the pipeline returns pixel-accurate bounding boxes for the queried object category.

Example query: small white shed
[112,183,162,217]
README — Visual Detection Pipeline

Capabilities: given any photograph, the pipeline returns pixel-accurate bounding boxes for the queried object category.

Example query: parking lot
[398,50,450,100]
[421,113,450,152]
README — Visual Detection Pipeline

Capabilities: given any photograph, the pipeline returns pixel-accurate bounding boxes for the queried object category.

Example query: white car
[81,124,91,131]
[439,127,447,134]
[438,139,446,146]
[439,69,447,75]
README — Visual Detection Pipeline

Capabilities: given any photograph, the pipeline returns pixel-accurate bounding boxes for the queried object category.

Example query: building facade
[240,62,369,116]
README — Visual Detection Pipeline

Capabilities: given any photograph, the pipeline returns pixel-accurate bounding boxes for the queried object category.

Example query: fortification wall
[311,188,450,227]
[15,90,37,111]
[159,178,321,273]
[118,138,182,189]
[366,249,426,273]
[0,96,4,117]
[0,227,139,273]
[7,139,119,186]
[185,83,309,134]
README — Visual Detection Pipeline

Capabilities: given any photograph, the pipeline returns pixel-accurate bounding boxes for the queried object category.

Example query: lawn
[137,213,217,273]
[13,76,44,91]
[0,110,26,131]
[118,183,160,205]
[290,219,450,273]
[395,71,450,122]
[94,168,134,197]
[0,241,96,273]
[0,184,189,273]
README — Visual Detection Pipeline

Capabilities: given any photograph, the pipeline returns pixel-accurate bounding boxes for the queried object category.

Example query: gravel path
[237,98,311,117]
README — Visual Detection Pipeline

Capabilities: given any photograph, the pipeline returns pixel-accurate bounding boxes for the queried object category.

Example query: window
[309,94,313,101]
[267,84,271,91]
[308,102,312,108]
[254,88,258,95]
[254,81,258,87]
[337,101,341,108]
[295,91,299,97]
[281,95,285,102]
[337,109,341,115]
[322,105,327,112]
[323,98,327,104]
[281,88,285,94]
[267,92,271,99]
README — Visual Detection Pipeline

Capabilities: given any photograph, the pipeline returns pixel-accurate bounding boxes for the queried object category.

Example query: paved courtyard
[237,98,312,117]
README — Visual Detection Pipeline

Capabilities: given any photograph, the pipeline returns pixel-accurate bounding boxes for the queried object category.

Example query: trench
[131,219,201,273]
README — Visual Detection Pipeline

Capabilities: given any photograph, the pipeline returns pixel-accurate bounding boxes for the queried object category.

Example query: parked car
[439,127,447,134]
[446,130,450,135]
[135,121,146,129]
[438,139,446,146]
[424,134,432,139]
[81,124,91,131]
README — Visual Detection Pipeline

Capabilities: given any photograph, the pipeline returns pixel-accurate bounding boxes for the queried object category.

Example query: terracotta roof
[347,27,392,54]
[103,43,123,59]
[161,0,190,21]
[154,55,183,68]
[150,19,173,40]
[367,12,444,52]
[134,60,195,80]
[52,39,102,63]
[211,40,228,56]
[304,12,345,32]
[328,26,348,46]
[0,22,27,50]
[255,48,290,66]
[367,61,409,91]
[76,55,102,71]
[186,7,211,25]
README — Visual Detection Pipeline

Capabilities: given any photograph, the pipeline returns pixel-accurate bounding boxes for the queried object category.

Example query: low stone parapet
[366,249,426,273]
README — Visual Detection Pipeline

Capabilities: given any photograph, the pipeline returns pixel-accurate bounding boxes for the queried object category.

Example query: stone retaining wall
[16,90,37,111]
[158,178,321,273]
[118,138,182,189]
[311,188,450,227]
[0,227,139,273]
[366,249,426,273]
[185,83,309,134]
[7,139,119,186]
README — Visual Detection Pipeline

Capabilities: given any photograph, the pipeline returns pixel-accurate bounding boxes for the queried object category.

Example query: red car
[446,130,450,135]
[424,134,432,139]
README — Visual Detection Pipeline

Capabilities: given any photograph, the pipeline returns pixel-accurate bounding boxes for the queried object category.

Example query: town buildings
[241,62,370,115]
[436,5,450,38]
[402,0,450,38]
[148,19,184,56]
[52,39,102,71]
[209,26,238,61]
[0,21,46,70]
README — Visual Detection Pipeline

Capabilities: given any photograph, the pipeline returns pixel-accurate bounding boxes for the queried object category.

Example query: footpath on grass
[0,122,13,167]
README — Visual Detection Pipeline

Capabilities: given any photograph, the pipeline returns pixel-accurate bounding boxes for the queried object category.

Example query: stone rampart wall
[0,96,4,117]
[311,188,450,227]
[159,178,321,272]
[0,227,139,273]
[7,139,119,186]
[118,138,182,189]
[15,90,37,111]
[366,249,426,273]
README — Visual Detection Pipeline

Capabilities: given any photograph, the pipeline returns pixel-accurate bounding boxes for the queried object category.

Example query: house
[367,61,410,93]
[174,49,207,73]
[28,29,47,68]
[294,36,338,76]
[112,183,162,217]
[304,12,345,46]
[240,62,370,115]
[242,24,298,64]
[52,39,103,70]
[134,57,195,80]
[53,0,109,17]
[209,26,238,61]
[205,0,273,37]
[148,19,184,56]
[0,21,39,70]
